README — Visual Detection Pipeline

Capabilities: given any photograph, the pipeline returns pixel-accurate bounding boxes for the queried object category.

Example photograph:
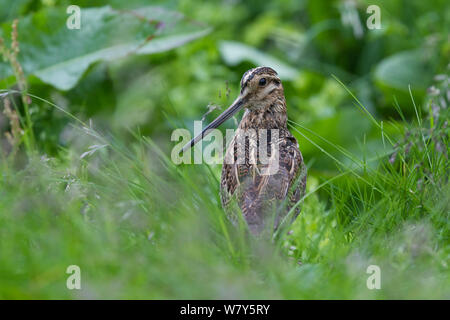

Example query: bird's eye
[259,78,267,86]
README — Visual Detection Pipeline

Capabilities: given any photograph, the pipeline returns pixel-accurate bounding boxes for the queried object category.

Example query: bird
[182,66,307,235]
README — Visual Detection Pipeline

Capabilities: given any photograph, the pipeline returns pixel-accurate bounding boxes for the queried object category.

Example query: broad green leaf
[0,0,32,23]
[219,40,299,80]
[374,50,432,91]
[0,6,211,90]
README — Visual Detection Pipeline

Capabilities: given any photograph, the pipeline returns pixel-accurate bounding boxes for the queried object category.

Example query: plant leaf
[374,50,432,91]
[0,6,211,90]
[219,40,299,80]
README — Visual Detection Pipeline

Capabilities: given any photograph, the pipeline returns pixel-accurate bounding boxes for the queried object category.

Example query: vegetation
[0,0,448,299]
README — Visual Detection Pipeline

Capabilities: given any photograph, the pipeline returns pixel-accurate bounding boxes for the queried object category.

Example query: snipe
[182,67,307,235]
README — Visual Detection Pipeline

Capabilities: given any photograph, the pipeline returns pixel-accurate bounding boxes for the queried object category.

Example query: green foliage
[0,6,210,90]
[219,41,299,80]
[0,0,448,299]
[375,50,433,91]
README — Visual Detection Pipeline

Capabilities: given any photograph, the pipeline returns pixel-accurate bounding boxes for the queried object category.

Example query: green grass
[0,80,448,299]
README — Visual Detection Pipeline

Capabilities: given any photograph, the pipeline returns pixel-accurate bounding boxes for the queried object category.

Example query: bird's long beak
[181,95,246,153]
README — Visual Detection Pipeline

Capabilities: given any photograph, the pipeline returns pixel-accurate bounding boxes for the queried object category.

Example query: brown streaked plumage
[182,66,307,235]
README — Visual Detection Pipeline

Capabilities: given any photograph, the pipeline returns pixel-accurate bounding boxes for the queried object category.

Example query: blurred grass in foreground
[0,75,448,298]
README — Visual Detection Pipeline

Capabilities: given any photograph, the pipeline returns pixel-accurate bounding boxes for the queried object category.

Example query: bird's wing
[220,131,306,232]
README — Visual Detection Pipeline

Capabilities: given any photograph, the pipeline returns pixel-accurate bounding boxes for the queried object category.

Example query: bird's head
[181,66,284,153]
[238,66,283,110]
